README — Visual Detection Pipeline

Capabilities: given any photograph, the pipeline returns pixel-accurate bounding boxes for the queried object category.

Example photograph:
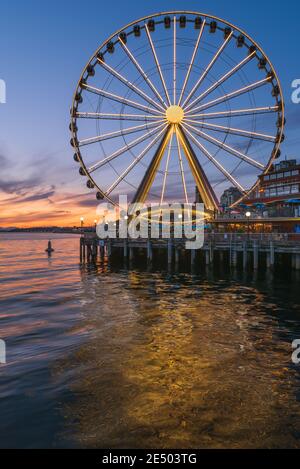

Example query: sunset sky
[1,0,300,227]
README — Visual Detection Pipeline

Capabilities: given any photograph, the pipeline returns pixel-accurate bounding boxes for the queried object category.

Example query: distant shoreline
[0,228,89,234]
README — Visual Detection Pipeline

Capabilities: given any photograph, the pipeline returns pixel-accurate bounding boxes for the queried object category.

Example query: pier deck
[80,233,300,270]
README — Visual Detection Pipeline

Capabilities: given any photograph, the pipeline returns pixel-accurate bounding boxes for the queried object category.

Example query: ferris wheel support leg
[130,126,173,208]
[176,126,219,213]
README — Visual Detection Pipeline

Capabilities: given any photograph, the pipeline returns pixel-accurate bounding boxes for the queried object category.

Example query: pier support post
[147,240,153,263]
[92,242,97,261]
[291,255,295,269]
[107,240,112,258]
[232,248,238,267]
[191,249,196,267]
[253,242,259,270]
[80,238,83,263]
[167,239,173,266]
[296,254,300,271]
[87,244,91,263]
[175,248,180,267]
[270,241,275,268]
[243,242,247,270]
[209,241,214,264]
[129,246,134,262]
[83,241,86,263]
[205,249,210,266]
[266,252,271,269]
[123,239,128,260]
[219,250,224,264]
[99,243,104,260]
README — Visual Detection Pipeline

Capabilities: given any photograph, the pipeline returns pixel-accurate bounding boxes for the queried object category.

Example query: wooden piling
[167,239,173,266]
[232,248,238,267]
[243,242,247,270]
[147,240,153,263]
[205,249,210,266]
[266,252,271,269]
[123,239,128,259]
[80,238,83,263]
[270,241,275,268]
[191,248,196,266]
[107,240,112,258]
[209,241,214,264]
[253,241,259,270]
[129,247,134,262]
[296,254,300,271]
[175,248,180,267]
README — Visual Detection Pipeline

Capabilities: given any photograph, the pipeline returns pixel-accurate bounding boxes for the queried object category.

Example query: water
[0,233,300,448]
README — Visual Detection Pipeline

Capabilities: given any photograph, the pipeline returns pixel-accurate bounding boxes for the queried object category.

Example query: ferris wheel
[70,11,284,211]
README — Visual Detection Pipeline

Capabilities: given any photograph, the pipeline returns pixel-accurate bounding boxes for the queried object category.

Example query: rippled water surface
[0,233,300,448]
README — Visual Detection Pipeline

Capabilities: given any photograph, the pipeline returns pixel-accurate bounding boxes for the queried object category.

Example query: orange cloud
[0,190,99,228]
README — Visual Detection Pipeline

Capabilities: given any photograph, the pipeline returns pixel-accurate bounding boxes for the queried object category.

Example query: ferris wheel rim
[70,11,285,210]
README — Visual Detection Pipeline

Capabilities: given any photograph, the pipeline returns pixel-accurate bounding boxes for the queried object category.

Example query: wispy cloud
[0,175,42,195]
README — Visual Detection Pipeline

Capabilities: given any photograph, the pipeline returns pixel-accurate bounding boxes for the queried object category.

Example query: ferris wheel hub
[166,105,184,124]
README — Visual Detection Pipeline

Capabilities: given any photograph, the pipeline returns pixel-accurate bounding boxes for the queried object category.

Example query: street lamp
[245,211,251,241]
[94,219,97,230]
[80,217,84,229]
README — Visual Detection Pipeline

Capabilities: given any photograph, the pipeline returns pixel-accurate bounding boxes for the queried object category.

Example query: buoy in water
[45,240,54,254]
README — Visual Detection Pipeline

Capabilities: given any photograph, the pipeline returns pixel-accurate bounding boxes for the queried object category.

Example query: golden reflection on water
[61,265,300,449]
[2,234,299,448]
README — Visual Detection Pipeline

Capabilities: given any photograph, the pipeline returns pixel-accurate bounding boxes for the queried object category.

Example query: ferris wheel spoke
[78,121,164,147]
[88,123,166,173]
[182,125,246,193]
[186,106,279,120]
[178,20,206,107]
[75,112,163,121]
[185,77,272,114]
[176,125,219,211]
[98,57,165,112]
[106,126,167,195]
[175,127,189,206]
[186,51,256,110]
[160,133,173,206]
[184,119,276,142]
[173,16,177,105]
[119,37,167,108]
[182,31,234,109]
[81,83,163,115]
[144,23,171,106]
[184,122,264,169]
[131,126,173,205]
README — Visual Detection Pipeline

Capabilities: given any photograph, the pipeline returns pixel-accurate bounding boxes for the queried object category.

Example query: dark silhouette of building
[220,187,242,209]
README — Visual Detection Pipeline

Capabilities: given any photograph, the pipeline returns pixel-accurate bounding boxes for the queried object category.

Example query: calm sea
[0,232,300,448]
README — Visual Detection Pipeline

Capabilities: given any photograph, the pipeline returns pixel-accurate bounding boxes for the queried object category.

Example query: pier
[80,233,300,271]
